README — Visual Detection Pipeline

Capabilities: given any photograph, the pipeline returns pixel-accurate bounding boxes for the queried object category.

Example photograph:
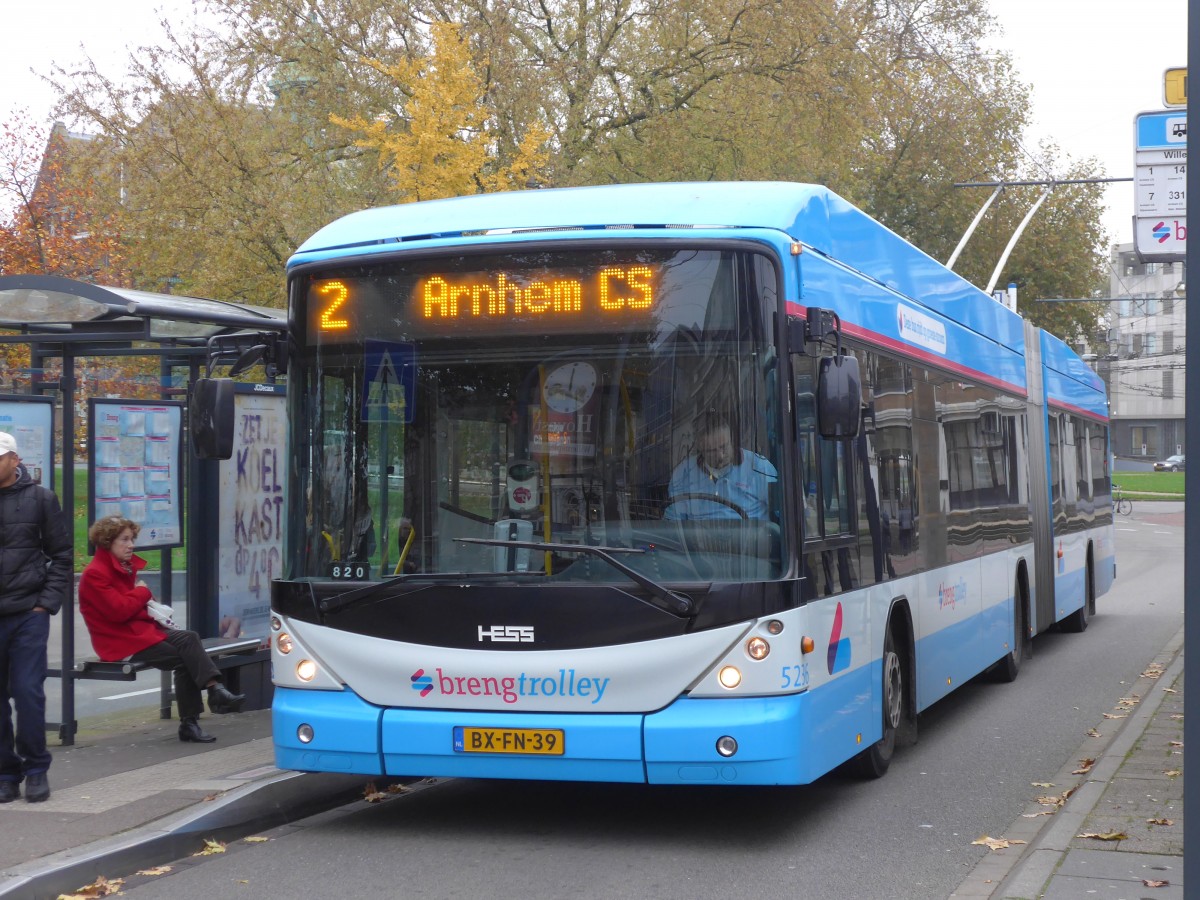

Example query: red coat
[79,548,166,661]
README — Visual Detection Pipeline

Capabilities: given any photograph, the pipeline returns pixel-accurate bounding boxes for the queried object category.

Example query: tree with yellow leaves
[333,22,548,203]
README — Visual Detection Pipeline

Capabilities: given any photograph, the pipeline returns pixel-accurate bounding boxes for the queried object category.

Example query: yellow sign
[1164,67,1187,107]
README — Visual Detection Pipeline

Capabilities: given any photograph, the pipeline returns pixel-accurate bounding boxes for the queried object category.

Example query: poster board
[88,399,183,548]
[217,384,287,639]
[0,395,54,489]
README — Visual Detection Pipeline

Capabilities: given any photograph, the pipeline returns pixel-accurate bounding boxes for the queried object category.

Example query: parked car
[1153,454,1185,472]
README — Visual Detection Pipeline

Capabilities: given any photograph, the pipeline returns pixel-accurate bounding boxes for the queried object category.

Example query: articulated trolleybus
[260,182,1114,785]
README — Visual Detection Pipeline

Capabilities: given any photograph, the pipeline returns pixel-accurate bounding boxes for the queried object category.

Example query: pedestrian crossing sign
[362,340,415,423]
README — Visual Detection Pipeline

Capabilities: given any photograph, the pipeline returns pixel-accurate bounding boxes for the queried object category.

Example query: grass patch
[1113,471,1184,499]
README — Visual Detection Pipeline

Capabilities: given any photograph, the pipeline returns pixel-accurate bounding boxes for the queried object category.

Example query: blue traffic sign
[362,340,416,423]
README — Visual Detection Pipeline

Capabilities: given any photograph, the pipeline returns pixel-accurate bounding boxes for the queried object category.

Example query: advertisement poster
[89,400,183,548]
[218,385,287,640]
[0,395,54,488]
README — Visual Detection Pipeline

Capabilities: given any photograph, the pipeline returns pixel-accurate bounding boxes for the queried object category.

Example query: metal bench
[70,636,263,681]
[59,636,268,721]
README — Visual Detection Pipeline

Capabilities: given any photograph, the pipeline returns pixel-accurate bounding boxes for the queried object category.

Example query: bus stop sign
[1134,110,1187,262]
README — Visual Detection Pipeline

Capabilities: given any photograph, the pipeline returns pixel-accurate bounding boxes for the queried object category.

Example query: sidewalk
[0,706,368,900]
[954,630,1185,899]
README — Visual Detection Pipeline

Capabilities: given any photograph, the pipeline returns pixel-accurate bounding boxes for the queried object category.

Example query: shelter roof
[0,275,285,344]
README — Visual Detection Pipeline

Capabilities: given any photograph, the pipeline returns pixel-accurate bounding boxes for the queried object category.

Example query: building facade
[1103,243,1186,462]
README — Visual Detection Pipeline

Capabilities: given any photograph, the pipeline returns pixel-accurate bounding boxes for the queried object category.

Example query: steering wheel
[667,492,749,520]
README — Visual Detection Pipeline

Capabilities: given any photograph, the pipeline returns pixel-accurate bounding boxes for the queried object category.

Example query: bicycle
[1112,484,1132,516]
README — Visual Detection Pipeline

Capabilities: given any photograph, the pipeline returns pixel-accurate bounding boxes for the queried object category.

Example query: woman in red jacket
[79,516,244,743]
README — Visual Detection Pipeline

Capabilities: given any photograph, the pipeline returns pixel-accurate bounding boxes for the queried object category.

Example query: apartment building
[1103,243,1186,461]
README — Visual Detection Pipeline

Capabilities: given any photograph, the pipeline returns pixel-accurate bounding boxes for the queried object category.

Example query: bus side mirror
[192,378,235,459]
[816,355,862,439]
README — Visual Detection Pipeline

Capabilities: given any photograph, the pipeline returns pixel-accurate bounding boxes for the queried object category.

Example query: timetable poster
[89,400,183,549]
[0,395,54,489]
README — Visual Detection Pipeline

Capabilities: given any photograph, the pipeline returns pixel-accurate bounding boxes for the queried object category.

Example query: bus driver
[665,414,777,521]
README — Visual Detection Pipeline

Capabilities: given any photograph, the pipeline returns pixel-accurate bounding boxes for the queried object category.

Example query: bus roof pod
[290,182,1022,356]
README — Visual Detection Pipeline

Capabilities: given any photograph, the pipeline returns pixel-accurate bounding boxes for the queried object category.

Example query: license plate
[453,726,565,755]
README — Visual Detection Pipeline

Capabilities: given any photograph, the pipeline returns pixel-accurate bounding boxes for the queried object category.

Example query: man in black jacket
[0,432,72,803]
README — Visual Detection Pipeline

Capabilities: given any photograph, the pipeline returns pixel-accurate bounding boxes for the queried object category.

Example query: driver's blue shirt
[665,452,777,520]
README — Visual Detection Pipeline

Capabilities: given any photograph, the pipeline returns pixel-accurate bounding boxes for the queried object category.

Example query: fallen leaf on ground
[192,838,227,857]
[387,783,411,794]
[1143,879,1170,887]
[1102,713,1127,720]
[1031,782,1054,788]
[1169,713,1183,720]
[1077,831,1127,841]
[1021,810,1054,818]
[1169,740,1183,747]
[204,793,219,802]
[1164,769,1181,777]
[1072,758,1096,774]
[56,875,124,899]
[1118,696,1141,708]
[1147,818,1174,826]
[1162,687,1177,693]
[1036,788,1075,808]
[1086,728,1101,738]
[243,836,271,843]
[363,781,388,803]
[135,866,172,876]
[971,836,1027,852]
[1141,666,1164,678]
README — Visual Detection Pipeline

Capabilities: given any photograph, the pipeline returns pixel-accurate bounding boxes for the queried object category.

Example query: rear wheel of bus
[991,569,1028,683]
[1059,552,1094,633]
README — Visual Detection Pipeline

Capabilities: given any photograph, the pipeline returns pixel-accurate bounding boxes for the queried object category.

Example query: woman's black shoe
[207,684,246,714]
[179,717,217,743]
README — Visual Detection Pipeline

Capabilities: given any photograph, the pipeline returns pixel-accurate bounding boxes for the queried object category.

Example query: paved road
[109,506,1183,899]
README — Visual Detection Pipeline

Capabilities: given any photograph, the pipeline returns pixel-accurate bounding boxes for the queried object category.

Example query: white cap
[0,432,16,456]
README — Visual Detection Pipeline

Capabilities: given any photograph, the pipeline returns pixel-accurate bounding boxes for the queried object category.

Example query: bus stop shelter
[0,274,286,743]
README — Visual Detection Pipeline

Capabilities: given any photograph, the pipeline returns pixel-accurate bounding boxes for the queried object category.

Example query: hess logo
[478,625,534,643]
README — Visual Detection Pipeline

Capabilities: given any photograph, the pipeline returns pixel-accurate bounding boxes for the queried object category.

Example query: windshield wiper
[456,538,694,617]
[319,568,554,616]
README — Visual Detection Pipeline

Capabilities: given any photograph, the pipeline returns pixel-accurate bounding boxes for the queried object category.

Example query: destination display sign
[304,252,669,342]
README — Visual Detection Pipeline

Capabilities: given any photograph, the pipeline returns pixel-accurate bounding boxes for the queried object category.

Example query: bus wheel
[1060,558,1093,633]
[991,575,1026,683]
[852,627,902,779]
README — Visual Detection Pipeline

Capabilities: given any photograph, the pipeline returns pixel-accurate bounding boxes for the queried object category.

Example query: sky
[0,0,1189,248]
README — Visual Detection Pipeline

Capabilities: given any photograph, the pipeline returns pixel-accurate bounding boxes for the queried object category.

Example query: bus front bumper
[272,685,826,785]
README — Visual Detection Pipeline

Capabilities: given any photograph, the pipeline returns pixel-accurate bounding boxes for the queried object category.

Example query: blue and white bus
[259,182,1114,785]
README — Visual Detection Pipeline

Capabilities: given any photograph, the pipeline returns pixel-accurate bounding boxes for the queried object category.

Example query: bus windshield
[288,245,784,585]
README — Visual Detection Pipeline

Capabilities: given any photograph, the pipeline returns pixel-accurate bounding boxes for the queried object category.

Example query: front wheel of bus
[852,627,902,779]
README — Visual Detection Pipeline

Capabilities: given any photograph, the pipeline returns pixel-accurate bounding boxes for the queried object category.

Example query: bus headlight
[296,659,317,682]
[718,666,742,689]
[277,633,293,654]
[746,637,770,660]
[271,616,282,631]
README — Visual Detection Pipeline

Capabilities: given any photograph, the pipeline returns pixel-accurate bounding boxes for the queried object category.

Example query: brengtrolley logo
[411,669,434,697]
[938,577,968,610]
[827,602,851,675]
[409,667,611,705]
[896,304,947,355]
[1153,222,1171,243]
